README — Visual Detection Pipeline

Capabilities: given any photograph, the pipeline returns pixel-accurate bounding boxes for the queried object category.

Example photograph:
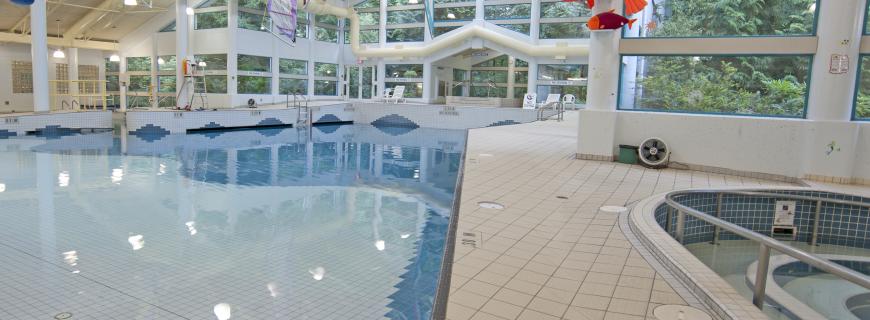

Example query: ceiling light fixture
[109,54,121,62]
[53,19,65,59]
[408,0,418,3]
[186,7,194,15]
[157,57,165,65]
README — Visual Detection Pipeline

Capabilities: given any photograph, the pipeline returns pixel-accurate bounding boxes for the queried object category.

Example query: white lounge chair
[379,88,393,102]
[386,86,405,104]
[522,93,537,110]
[562,94,577,110]
[539,94,561,110]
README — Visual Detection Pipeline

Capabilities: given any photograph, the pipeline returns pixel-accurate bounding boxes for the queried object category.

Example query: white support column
[31,0,50,113]
[176,0,191,109]
[377,60,386,98]
[507,56,516,99]
[67,48,79,99]
[120,54,127,111]
[806,0,865,121]
[474,0,484,21]
[578,0,620,159]
[379,0,388,47]
[527,62,538,97]
[228,0,239,97]
[422,62,434,102]
[529,0,541,43]
[151,36,159,109]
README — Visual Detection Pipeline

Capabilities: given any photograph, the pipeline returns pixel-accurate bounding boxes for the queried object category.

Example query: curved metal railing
[663,189,870,309]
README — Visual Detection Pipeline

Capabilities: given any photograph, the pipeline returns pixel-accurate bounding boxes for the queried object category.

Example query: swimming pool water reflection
[0,124,465,319]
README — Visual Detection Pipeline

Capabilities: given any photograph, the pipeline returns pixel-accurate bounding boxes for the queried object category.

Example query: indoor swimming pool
[0,124,466,319]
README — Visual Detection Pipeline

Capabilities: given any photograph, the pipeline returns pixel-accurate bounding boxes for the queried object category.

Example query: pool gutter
[430,129,469,320]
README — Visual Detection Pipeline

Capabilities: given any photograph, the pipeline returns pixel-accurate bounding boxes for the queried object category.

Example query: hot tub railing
[663,189,870,310]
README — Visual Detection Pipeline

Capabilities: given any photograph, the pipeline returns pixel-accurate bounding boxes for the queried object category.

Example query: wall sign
[830,54,849,74]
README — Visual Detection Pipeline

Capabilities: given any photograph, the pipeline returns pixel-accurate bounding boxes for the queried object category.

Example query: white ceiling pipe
[302,0,589,59]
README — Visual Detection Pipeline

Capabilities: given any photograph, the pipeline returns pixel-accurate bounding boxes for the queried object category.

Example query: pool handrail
[663,189,870,310]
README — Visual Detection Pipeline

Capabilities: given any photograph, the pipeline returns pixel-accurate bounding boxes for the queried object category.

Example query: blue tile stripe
[371,114,420,129]
[656,190,870,248]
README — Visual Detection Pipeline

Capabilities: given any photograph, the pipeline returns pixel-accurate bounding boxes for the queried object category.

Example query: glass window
[619,55,811,117]
[471,86,507,98]
[315,80,338,95]
[473,55,509,68]
[160,21,176,32]
[540,1,590,18]
[157,55,176,71]
[630,0,817,38]
[434,26,460,37]
[195,54,228,70]
[539,64,586,81]
[106,75,120,92]
[355,0,379,9]
[387,27,424,42]
[157,76,176,93]
[853,55,870,120]
[386,64,424,78]
[345,29,379,43]
[537,85,586,102]
[387,0,421,6]
[514,71,528,84]
[12,61,32,93]
[497,23,530,35]
[434,6,475,21]
[453,69,467,81]
[198,0,227,8]
[316,14,339,26]
[387,10,424,24]
[195,11,228,29]
[485,4,531,20]
[239,11,270,31]
[128,75,151,92]
[238,0,263,9]
[451,85,463,96]
[296,14,309,39]
[385,82,423,98]
[105,58,120,73]
[238,76,271,94]
[238,54,271,72]
[279,59,307,75]
[356,12,380,26]
[198,75,227,93]
[471,70,508,83]
[280,78,308,95]
[540,23,589,39]
[514,86,528,98]
[515,59,528,68]
[315,27,338,42]
[314,62,338,77]
[126,57,151,72]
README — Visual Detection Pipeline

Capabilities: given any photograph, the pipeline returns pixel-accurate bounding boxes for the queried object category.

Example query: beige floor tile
[603,311,645,320]
[480,299,525,320]
[577,282,616,297]
[516,309,560,320]
[470,311,508,320]
[612,286,652,302]
[571,293,611,310]
[463,279,502,298]
[504,278,544,295]
[447,302,479,320]
[492,288,535,307]
[536,286,575,305]
[564,306,607,320]
[606,298,648,316]
[451,290,491,309]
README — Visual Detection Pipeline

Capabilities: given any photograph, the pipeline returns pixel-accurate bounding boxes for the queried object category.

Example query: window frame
[851,53,870,121]
[616,53,815,119]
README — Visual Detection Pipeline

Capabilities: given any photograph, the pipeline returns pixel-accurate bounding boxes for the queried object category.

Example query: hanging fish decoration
[587,10,637,30]
[624,0,648,15]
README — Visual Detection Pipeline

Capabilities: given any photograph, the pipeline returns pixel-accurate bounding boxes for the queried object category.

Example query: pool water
[687,240,870,320]
[0,124,465,320]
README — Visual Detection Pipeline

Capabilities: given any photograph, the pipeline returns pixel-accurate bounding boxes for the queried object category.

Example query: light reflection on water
[0,124,465,320]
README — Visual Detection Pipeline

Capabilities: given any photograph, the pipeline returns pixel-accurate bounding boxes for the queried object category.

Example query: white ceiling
[1,0,174,42]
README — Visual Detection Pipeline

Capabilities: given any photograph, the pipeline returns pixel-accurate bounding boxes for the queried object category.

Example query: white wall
[579,110,870,182]
[0,43,107,113]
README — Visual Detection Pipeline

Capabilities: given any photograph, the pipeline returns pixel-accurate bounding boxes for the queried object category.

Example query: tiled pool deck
[444,112,797,320]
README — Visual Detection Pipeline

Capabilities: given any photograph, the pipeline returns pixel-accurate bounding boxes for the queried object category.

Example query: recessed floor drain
[478,201,504,210]
[556,196,568,199]
[653,305,711,320]
[599,205,628,214]
[54,312,73,319]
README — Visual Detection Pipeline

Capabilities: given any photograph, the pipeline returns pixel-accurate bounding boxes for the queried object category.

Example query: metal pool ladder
[663,189,870,310]
[287,92,311,127]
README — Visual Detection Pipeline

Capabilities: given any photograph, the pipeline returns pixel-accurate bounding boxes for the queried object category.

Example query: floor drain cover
[478,201,505,210]
[599,206,628,214]
[556,196,568,199]
[653,305,711,320]
[54,312,73,319]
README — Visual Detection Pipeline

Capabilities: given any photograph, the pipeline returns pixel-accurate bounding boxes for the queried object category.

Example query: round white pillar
[584,0,621,111]
[31,0,50,113]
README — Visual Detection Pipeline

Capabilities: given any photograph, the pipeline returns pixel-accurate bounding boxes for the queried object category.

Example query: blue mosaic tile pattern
[0,129,16,139]
[486,120,520,127]
[257,117,284,126]
[202,122,224,129]
[316,114,343,124]
[655,190,870,248]
[314,124,341,134]
[371,114,420,129]
[29,125,79,139]
[385,212,449,320]
[129,124,171,143]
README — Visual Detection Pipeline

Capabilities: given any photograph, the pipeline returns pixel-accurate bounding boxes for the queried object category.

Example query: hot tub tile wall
[656,190,870,248]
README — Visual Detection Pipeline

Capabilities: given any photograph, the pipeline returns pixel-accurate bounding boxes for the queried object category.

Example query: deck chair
[522,93,537,110]
[539,94,561,110]
[379,88,393,102]
[562,94,577,110]
[386,86,405,104]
